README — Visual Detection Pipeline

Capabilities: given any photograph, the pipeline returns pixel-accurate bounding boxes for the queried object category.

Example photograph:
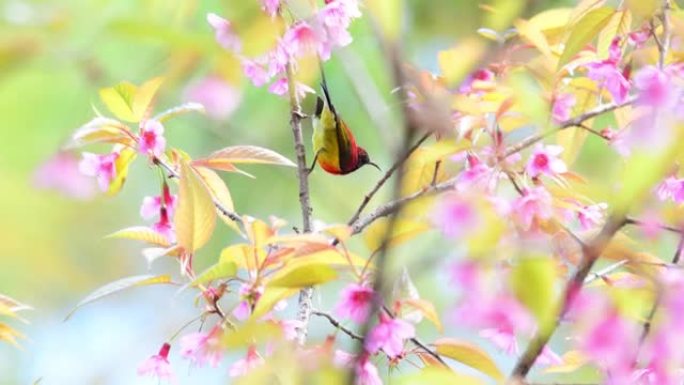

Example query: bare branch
[312,310,364,341]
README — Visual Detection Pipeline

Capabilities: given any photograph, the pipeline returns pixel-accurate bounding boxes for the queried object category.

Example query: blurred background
[0,0,574,384]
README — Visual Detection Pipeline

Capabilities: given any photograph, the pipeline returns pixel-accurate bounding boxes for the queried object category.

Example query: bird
[310,69,380,175]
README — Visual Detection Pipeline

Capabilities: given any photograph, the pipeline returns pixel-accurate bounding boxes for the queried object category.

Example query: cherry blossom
[138,119,166,157]
[228,346,264,378]
[634,66,673,107]
[184,75,242,120]
[365,312,415,358]
[335,283,374,323]
[137,343,176,383]
[207,13,241,51]
[432,194,479,238]
[180,326,224,368]
[355,354,382,385]
[584,38,630,103]
[577,203,607,230]
[79,151,119,191]
[243,58,271,87]
[551,93,576,124]
[513,186,553,231]
[526,144,567,178]
[34,151,96,199]
[261,0,280,18]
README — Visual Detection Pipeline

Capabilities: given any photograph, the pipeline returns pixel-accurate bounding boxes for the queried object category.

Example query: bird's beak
[367,161,381,171]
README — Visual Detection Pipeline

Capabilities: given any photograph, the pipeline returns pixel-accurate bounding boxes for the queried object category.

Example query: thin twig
[509,215,628,380]
[286,61,315,345]
[624,216,681,234]
[312,310,364,340]
[584,259,629,284]
[154,157,243,224]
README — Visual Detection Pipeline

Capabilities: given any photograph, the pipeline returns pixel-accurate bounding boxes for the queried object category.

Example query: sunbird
[310,71,380,175]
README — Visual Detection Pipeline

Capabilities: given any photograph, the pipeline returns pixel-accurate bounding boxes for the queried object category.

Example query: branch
[154,157,243,224]
[285,62,315,345]
[509,215,628,380]
[347,132,432,227]
[312,310,364,340]
[624,216,681,234]
[659,0,672,69]
[351,177,456,236]
[504,96,637,159]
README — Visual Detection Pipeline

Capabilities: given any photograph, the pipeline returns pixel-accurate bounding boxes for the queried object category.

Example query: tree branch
[509,215,628,380]
[285,62,315,345]
[312,310,364,340]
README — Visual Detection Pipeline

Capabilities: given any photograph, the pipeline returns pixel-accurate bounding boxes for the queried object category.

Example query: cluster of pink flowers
[584,37,630,103]
[207,0,361,97]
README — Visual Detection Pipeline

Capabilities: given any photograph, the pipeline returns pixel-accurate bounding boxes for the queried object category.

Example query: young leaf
[267,263,338,288]
[363,218,430,254]
[191,261,237,287]
[404,298,443,332]
[174,161,217,253]
[154,102,205,123]
[251,287,298,319]
[193,145,296,170]
[0,323,24,347]
[397,367,485,385]
[66,117,133,149]
[107,148,137,196]
[433,338,504,381]
[65,274,172,320]
[511,256,558,332]
[99,81,138,122]
[558,7,616,68]
[132,77,164,121]
[194,166,242,235]
[106,226,171,247]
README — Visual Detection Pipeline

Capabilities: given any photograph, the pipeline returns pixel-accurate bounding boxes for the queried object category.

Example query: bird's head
[357,147,381,172]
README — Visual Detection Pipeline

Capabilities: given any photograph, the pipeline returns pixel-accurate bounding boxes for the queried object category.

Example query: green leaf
[365,0,402,40]
[174,161,217,253]
[106,226,171,247]
[559,7,616,68]
[397,367,485,385]
[107,148,137,196]
[191,261,237,287]
[483,0,525,31]
[433,338,504,381]
[99,81,138,122]
[65,274,172,320]
[193,145,296,172]
[511,256,558,332]
[267,263,338,288]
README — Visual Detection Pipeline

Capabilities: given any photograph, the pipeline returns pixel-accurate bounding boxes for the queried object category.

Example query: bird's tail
[318,57,335,114]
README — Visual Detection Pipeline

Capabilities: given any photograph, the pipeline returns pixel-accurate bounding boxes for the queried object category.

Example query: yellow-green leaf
[397,367,485,385]
[482,0,525,31]
[99,81,138,122]
[559,7,616,68]
[363,218,430,254]
[132,77,164,121]
[66,117,133,149]
[0,323,24,347]
[365,0,402,40]
[251,287,298,319]
[65,274,172,320]
[545,350,588,373]
[174,161,217,253]
[107,147,137,196]
[222,320,282,348]
[192,261,237,287]
[404,298,443,332]
[193,145,296,172]
[438,38,487,87]
[194,166,242,235]
[626,0,658,19]
[433,338,504,381]
[106,226,171,247]
[511,256,558,331]
[267,263,338,288]
[154,102,205,122]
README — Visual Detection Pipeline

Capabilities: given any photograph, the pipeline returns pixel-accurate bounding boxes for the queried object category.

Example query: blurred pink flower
[628,29,650,47]
[232,300,251,321]
[282,21,327,59]
[243,58,271,87]
[33,152,96,199]
[513,186,553,231]
[601,127,631,157]
[139,119,166,157]
[634,66,673,107]
[184,76,241,120]
[365,312,415,358]
[536,346,564,366]
[577,203,607,230]
[79,151,119,191]
[180,326,223,368]
[551,93,576,124]
[356,354,382,385]
[656,176,684,203]
[137,343,175,383]
[206,13,241,51]
[584,38,630,103]
[140,192,177,220]
[335,283,374,323]
[459,69,495,94]
[278,319,303,341]
[229,346,264,377]
[152,209,175,243]
[526,144,567,178]
[261,0,280,17]
[268,77,289,96]
[433,194,479,238]
[333,349,355,368]
[318,0,354,47]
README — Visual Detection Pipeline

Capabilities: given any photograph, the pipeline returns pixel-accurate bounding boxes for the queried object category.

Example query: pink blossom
[33,152,96,199]
[577,310,639,384]
[268,77,289,96]
[356,354,382,385]
[365,312,415,358]
[526,144,567,178]
[335,283,374,323]
[584,39,630,103]
[282,21,326,59]
[267,42,289,77]
[459,69,495,94]
[536,346,564,367]
[513,186,553,231]
[232,300,251,321]
[79,151,119,191]
[278,319,303,341]
[180,326,223,368]
[184,76,241,120]
[628,29,650,47]
[601,127,631,157]
[333,349,355,368]
[261,0,280,17]
[152,209,175,243]
[656,176,684,203]
[478,328,519,355]
[139,119,166,157]
[229,346,264,377]
[137,343,175,383]
[551,93,576,123]
[433,194,479,238]
[243,59,271,87]
[207,13,241,51]
[577,203,607,230]
[140,193,177,220]
[317,1,354,47]
[634,66,673,107]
